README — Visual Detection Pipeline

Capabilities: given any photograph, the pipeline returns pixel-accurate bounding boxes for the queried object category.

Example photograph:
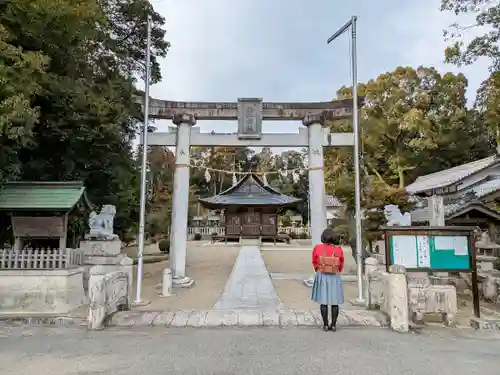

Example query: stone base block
[470,316,500,330]
[0,267,86,314]
[80,240,122,257]
[172,277,194,288]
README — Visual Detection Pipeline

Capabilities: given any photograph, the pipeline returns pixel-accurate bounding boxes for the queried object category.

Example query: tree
[0,0,169,240]
[441,0,500,70]
[325,66,493,247]
[146,146,175,238]
[0,24,48,184]
[475,71,500,147]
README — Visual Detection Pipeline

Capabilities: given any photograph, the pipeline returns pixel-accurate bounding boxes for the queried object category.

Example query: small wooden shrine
[198,173,302,240]
[0,181,92,249]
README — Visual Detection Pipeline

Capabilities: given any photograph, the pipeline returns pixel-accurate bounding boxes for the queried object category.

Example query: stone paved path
[213,246,282,311]
[108,308,388,328]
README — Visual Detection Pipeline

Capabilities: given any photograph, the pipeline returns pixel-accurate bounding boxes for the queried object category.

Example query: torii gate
[143,97,359,287]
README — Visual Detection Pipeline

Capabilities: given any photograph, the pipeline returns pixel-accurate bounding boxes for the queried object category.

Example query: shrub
[158,239,170,254]
[299,232,309,239]
[193,233,202,241]
[288,232,297,239]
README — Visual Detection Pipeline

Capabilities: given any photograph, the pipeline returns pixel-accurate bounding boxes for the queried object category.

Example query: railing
[185,226,311,237]
[0,248,84,269]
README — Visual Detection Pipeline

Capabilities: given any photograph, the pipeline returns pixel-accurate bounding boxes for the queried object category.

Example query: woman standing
[311,228,345,331]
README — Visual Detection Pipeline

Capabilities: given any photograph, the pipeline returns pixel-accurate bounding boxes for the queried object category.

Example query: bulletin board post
[383,226,480,318]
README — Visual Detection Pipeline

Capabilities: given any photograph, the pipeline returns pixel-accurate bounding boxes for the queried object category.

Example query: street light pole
[135,15,152,304]
[327,15,365,303]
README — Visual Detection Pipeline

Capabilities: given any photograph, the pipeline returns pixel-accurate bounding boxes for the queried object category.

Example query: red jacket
[312,244,344,273]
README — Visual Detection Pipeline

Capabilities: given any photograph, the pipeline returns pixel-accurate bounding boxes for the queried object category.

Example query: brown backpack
[318,245,341,274]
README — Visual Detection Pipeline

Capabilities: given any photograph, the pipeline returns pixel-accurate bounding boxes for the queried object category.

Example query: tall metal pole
[135,15,152,304]
[350,16,364,302]
[327,15,364,303]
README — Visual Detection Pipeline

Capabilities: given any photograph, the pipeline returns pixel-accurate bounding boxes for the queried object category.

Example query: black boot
[330,305,339,331]
[320,304,329,331]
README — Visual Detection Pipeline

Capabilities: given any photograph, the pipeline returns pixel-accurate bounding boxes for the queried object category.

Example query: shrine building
[198,173,302,242]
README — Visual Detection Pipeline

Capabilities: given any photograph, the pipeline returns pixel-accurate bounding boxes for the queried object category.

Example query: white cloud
[145,0,492,137]
[386,0,490,98]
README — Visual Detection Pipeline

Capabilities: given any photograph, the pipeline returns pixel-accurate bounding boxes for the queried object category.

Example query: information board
[383,226,479,318]
[388,233,471,271]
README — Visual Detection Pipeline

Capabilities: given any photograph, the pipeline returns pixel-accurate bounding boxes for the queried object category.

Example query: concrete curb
[108,309,389,329]
[0,316,87,327]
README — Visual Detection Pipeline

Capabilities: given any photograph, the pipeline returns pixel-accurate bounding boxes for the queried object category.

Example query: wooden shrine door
[261,214,277,236]
[241,210,261,237]
[225,213,241,237]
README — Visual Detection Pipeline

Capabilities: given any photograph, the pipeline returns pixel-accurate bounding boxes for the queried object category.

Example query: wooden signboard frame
[383,226,480,318]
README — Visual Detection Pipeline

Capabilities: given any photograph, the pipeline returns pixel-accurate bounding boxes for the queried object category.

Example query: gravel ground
[131,242,239,311]
[0,325,498,375]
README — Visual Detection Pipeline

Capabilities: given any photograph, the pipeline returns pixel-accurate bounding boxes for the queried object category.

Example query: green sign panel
[388,234,471,271]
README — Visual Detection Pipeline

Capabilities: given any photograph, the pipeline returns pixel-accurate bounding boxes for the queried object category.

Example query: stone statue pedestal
[81,239,125,294]
[81,239,122,259]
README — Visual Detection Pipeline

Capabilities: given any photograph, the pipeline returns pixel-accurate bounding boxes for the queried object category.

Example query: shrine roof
[406,155,499,195]
[198,173,303,208]
[411,201,500,223]
[0,181,92,211]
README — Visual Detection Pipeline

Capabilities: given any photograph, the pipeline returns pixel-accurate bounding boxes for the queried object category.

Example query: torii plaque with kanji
[237,98,263,139]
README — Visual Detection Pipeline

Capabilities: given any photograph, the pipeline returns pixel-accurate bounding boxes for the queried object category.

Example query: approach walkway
[212,246,282,311]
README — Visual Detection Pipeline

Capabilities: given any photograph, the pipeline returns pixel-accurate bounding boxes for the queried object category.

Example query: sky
[147,0,490,137]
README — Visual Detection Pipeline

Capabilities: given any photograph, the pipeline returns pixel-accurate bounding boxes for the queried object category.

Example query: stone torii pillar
[303,113,327,246]
[169,113,196,288]
[303,114,327,287]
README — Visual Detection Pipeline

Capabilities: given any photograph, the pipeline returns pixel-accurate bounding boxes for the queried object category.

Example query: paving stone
[355,310,385,327]
[279,310,298,327]
[262,311,280,326]
[133,312,161,326]
[109,311,140,326]
[336,310,350,326]
[152,312,176,326]
[295,310,317,326]
[343,310,366,326]
[221,310,239,326]
[204,310,224,327]
[213,246,281,311]
[169,311,191,327]
[186,311,209,327]
[309,309,323,326]
[237,311,263,326]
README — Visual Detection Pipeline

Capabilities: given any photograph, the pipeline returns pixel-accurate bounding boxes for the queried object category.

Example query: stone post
[387,264,410,333]
[302,113,327,287]
[120,256,134,307]
[162,268,172,297]
[428,194,445,226]
[169,113,196,288]
[428,195,448,279]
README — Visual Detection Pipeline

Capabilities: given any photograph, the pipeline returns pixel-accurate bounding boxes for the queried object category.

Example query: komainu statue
[85,205,119,241]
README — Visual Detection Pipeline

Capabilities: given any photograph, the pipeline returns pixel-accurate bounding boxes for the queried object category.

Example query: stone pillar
[303,113,327,245]
[428,195,445,226]
[169,113,196,288]
[428,194,447,279]
[302,114,327,288]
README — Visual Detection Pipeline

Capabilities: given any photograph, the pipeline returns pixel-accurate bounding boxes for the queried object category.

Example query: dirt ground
[131,242,239,311]
[261,246,358,275]
[130,243,362,312]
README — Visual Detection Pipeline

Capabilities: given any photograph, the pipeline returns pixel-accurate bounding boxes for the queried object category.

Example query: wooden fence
[185,226,311,236]
[0,248,84,269]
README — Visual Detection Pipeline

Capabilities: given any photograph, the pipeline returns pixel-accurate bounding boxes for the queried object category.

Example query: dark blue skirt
[311,272,344,305]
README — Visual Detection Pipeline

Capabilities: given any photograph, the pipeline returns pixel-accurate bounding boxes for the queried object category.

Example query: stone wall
[0,267,86,314]
[88,265,130,330]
